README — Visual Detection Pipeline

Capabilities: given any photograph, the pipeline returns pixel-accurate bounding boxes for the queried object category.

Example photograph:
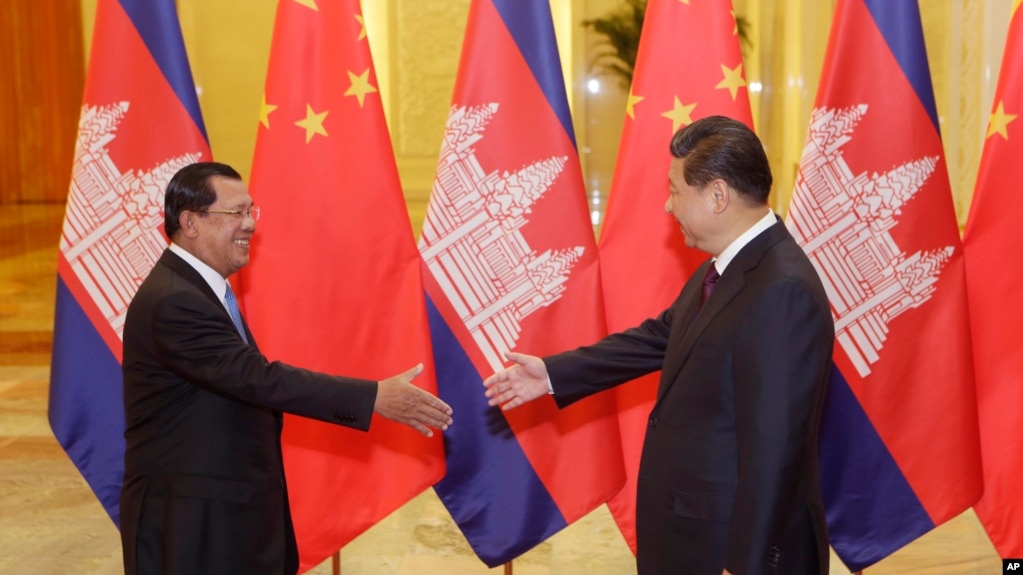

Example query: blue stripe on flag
[427,297,567,567]
[862,0,940,131]
[820,364,934,571]
[117,0,208,141]
[491,0,577,148]
[48,278,126,526]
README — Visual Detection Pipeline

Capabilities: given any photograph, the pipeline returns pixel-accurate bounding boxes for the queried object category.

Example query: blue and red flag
[48,0,209,525]
[963,1,1023,558]
[239,0,444,570]
[596,0,753,552]
[785,0,982,569]
[418,0,624,566]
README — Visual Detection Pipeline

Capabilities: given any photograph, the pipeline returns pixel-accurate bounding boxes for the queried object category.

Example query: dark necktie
[700,264,720,310]
[224,284,249,344]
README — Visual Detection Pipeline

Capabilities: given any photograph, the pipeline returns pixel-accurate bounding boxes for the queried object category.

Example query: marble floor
[0,202,1003,574]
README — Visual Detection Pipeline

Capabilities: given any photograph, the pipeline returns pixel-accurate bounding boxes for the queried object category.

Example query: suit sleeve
[150,286,378,430]
[724,279,832,573]
[545,305,674,408]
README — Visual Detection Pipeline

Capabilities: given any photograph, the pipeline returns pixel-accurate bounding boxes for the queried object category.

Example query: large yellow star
[259,93,278,129]
[355,14,367,41]
[986,100,1017,140]
[295,105,329,143]
[344,68,378,108]
[626,90,644,120]
[661,96,697,133]
[293,0,318,10]
[716,63,747,100]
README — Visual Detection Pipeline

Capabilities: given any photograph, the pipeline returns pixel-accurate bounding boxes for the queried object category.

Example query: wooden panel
[0,0,84,204]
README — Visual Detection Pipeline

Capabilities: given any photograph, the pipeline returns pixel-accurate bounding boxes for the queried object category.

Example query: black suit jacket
[120,249,378,575]
[546,220,834,575]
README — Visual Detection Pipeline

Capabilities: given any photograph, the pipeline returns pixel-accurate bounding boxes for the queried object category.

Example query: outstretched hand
[374,364,453,437]
[483,351,550,410]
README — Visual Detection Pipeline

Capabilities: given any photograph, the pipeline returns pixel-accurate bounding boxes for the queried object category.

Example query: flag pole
[504,561,512,574]
[332,551,340,575]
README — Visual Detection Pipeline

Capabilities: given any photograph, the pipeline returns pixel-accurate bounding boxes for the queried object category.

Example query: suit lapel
[657,219,790,401]
[159,250,258,349]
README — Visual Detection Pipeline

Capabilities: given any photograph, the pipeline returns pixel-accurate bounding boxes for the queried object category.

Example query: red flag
[49,0,209,525]
[596,0,753,552]
[239,1,443,570]
[786,0,981,569]
[963,1,1023,558]
[419,0,624,565]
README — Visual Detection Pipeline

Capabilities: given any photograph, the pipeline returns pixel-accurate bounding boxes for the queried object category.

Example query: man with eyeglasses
[119,161,454,575]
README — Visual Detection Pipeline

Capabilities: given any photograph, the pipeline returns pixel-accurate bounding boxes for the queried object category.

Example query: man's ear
[710,179,730,214]
[179,211,200,238]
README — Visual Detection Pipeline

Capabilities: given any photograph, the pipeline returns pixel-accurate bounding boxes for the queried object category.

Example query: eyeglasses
[202,206,261,222]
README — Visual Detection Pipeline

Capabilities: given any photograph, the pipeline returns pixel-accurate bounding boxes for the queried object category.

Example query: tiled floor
[0,203,1002,574]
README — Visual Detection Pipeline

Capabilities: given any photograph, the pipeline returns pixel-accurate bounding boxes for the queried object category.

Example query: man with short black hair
[485,116,833,575]
[120,161,453,574]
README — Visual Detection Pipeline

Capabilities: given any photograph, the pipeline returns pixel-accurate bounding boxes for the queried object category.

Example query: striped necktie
[224,284,249,344]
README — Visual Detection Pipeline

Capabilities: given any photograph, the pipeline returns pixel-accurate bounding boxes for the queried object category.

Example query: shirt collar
[168,242,231,304]
[712,209,776,275]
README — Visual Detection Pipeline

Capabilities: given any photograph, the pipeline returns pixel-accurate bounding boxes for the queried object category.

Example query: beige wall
[75,0,1014,229]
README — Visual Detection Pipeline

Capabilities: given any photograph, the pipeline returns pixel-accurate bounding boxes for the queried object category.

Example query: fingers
[402,363,425,381]
[504,351,528,366]
[401,385,453,436]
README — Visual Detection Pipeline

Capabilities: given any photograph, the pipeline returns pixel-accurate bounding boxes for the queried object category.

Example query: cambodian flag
[785,0,982,570]
[48,0,209,525]
[418,0,624,566]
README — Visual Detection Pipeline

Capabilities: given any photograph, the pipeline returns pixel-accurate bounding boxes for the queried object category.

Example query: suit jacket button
[649,416,658,427]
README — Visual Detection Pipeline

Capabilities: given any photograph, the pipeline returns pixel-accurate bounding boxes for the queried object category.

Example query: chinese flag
[786,0,981,569]
[963,1,1023,558]
[596,0,753,552]
[49,0,209,525]
[419,0,624,566]
[239,0,443,571]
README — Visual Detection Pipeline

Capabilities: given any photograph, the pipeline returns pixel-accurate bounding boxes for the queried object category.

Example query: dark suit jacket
[546,220,834,575]
[120,249,378,575]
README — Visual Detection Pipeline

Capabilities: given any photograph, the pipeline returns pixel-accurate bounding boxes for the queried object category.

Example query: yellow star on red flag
[626,91,644,120]
[344,69,378,107]
[987,100,1018,140]
[661,96,697,133]
[295,104,328,143]
[355,14,367,41]
[716,63,747,100]
[293,0,318,10]
[259,93,278,129]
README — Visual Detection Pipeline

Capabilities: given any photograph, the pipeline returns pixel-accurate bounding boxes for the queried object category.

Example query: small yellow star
[986,100,1017,140]
[661,96,697,133]
[295,105,329,143]
[355,14,367,41]
[731,9,738,35]
[716,63,747,100]
[678,0,690,4]
[259,94,278,129]
[344,68,378,108]
[626,90,644,120]
[293,0,318,10]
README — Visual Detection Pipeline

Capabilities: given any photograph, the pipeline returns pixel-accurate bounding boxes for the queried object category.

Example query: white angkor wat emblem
[419,103,583,372]
[786,105,954,378]
[60,102,202,338]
